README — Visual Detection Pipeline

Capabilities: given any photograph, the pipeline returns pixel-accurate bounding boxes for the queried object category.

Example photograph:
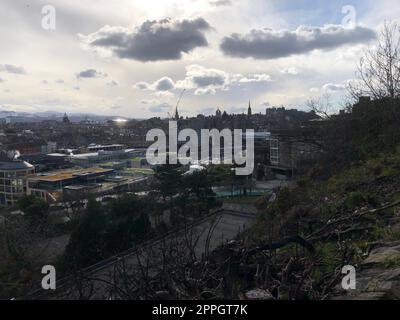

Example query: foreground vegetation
[0,167,219,299]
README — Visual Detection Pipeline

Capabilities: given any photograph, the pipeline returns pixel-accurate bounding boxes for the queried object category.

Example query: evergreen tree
[63,197,108,269]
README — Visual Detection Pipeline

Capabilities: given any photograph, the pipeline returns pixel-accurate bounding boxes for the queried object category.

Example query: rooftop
[27,167,114,182]
[88,144,124,149]
[69,152,99,159]
[0,160,34,171]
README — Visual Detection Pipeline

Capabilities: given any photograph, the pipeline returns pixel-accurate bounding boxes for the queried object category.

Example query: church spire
[247,100,252,116]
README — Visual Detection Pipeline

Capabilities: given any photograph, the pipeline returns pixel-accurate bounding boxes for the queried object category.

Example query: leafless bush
[349,21,400,100]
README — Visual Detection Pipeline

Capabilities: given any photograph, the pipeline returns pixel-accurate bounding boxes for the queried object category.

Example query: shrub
[344,192,366,210]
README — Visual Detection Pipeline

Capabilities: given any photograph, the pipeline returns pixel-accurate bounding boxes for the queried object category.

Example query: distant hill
[0,109,131,123]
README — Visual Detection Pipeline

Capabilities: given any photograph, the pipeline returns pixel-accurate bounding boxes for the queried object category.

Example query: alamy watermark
[146,121,255,176]
[41,5,56,31]
[342,5,357,27]
[41,265,56,290]
[39,4,356,32]
[341,265,356,290]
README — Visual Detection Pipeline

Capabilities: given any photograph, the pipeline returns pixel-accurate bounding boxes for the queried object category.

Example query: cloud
[135,65,272,96]
[141,99,160,105]
[310,81,351,94]
[106,80,119,86]
[0,104,37,113]
[81,18,211,62]
[281,67,299,75]
[209,0,232,6]
[141,99,172,113]
[135,77,175,92]
[135,82,150,90]
[176,64,271,95]
[76,69,108,79]
[0,64,26,74]
[146,101,172,113]
[220,25,376,60]
[153,77,175,91]
[177,65,228,93]
[155,91,175,98]
[232,73,272,83]
[323,83,346,92]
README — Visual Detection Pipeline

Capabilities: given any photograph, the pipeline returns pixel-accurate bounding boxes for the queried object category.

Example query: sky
[0,0,398,118]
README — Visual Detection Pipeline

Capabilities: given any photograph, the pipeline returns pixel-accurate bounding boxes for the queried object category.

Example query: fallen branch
[306,200,400,240]
[246,236,315,257]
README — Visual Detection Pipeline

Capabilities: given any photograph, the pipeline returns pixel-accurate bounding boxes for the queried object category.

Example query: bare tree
[61,192,87,223]
[306,93,335,120]
[0,215,55,299]
[350,21,400,100]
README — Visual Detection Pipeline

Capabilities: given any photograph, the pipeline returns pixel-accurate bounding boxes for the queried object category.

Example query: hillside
[137,97,400,300]
[197,97,400,300]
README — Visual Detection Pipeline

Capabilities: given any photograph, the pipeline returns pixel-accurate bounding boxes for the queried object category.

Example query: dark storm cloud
[76,69,108,79]
[0,64,26,74]
[82,18,211,62]
[220,25,376,59]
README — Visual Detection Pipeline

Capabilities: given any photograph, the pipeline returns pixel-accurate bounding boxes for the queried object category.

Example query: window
[270,138,280,166]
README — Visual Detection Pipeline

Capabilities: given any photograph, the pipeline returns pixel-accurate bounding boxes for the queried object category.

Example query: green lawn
[98,162,118,167]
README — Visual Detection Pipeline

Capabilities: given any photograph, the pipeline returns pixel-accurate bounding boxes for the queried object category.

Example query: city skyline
[0,0,397,118]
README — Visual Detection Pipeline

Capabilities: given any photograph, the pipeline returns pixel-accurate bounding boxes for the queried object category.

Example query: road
[27,208,256,299]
